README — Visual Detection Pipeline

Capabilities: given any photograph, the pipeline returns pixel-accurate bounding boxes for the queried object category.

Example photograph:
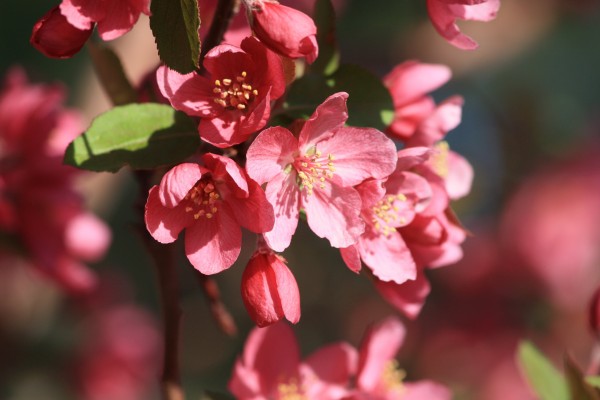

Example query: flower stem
[195,272,238,336]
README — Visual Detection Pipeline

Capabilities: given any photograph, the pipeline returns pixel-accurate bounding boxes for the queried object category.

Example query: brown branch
[199,0,240,67]
[195,272,238,336]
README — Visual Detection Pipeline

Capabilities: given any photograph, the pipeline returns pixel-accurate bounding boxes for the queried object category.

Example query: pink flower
[229,322,357,399]
[0,69,110,292]
[60,0,151,41]
[144,153,274,275]
[246,92,398,251]
[373,269,431,319]
[426,0,501,50]
[241,239,301,327]
[158,36,286,148]
[384,61,452,141]
[30,6,93,59]
[245,0,318,63]
[346,317,451,400]
[340,147,432,285]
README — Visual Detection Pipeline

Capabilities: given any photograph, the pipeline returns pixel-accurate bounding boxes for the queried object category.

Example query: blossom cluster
[229,317,451,399]
[0,69,110,293]
[142,2,474,327]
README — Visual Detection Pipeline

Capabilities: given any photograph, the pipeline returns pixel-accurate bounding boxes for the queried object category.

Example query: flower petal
[298,92,349,150]
[246,126,298,185]
[263,172,300,252]
[158,163,203,208]
[374,272,431,319]
[359,231,417,284]
[145,186,193,243]
[156,66,216,117]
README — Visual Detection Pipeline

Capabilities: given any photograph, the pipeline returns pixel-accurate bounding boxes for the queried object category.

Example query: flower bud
[241,247,300,327]
[247,1,318,63]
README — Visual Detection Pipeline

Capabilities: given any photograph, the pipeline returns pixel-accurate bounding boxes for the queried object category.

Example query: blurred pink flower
[0,68,110,292]
[145,153,274,275]
[229,322,356,399]
[245,0,319,63]
[242,239,301,327]
[158,37,286,148]
[501,148,600,310]
[246,92,398,251]
[426,0,501,50]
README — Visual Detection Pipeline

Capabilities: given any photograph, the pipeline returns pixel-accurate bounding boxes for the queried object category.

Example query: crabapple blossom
[0,68,110,292]
[30,6,92,59]
[144,153,274,275]
[244,0,319,63]
[241,239,301,327]
[340,147,433,285]
[158,36,286,147]
[426,0,501,50]
[246,92,398,251]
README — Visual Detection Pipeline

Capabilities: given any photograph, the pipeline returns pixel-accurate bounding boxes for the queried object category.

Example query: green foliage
[310,0,339,75]
[284,64,394,131]
[564,356,600,400]
[517,341,569,400]
[150,0,201,74]
[64,103,200,172]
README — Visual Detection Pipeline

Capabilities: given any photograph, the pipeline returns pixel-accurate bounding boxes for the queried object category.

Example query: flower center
[431,141,450,178]
[277,379,307,400]
[371,194,408,236]
[183,179,221,220]
[213,71,258,111]
[380,360,406,394]
[291,147,335,195]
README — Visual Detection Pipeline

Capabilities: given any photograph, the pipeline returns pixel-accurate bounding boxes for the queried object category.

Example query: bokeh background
[2,0,600,399]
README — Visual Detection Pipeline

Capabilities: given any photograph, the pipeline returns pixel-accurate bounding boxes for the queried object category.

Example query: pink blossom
[158,36,286,148]
[229,322,357,399]
[373,269,431,319]
[245,0,318,63]
[340,147,432,285]
[426,0,501,50]
[246,92,398,251]
[384,61,452,141]
[0,69,110,292]
[60,0,151,41]
[345,317,451,400]
[144,153,274,275]
[241,239,301,327]
[30,6,92,59]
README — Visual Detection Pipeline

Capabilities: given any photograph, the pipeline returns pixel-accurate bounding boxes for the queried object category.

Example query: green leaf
[564,355,600,400]
[586,376,600,389]
[517,341,569,400]
[64,103,200,172]
[284,64,394,131]
[150,0,201,74]
[310,0,339,75]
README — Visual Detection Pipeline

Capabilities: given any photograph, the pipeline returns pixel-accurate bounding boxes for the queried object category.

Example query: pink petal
[65,212,111,262]
[241,251,301,327]
[318,126,397,186]
[299,92,349,150]
[358,231,417,284]
[158,163,203,208]
[396,147,431,171]
[340,245,362,273]
[410,96,463,147]
[356,317,405,392]
[303,343,358,385]
[226,179,275,234]
[228,360,262,398]
[384,61,452,105]
[385,171,433,217]
[445,150,474,200]
[427,0,500,50]
[184,206,241,274]
[203,153,249,197]
[30,6,93,59]
[60,0,95,30]
[203,44,251,78]
[240,36,286,100]
[263,173,300,252]
[246,126,298,185]
[373,272,431,319]
[156,66,216,117]
[241,323,301,394]
[95,0,141,40]
[145,186,193,243]
[304,183,364,248]
[402,381,452,400]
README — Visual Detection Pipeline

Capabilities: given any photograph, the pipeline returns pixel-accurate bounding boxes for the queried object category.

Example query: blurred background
[2,0,600,399]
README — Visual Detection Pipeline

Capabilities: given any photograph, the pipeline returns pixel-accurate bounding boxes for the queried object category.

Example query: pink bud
[30,6,93,59]
[248,1,318,63]
[241,246,301,327]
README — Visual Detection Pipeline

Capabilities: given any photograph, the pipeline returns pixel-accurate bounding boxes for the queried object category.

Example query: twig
[196,272,238,336]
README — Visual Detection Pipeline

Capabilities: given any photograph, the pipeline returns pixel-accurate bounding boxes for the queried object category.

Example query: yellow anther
[222,78,232,86]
